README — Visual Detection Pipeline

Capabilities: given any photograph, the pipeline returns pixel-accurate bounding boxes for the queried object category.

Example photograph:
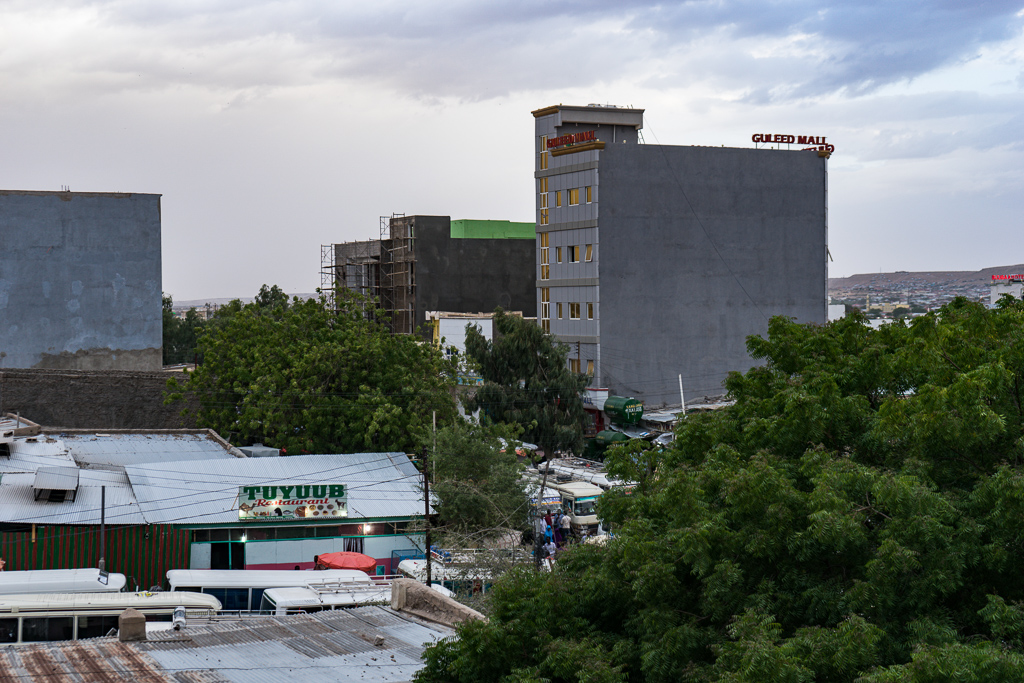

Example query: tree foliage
[431,421,529,537]
[464,308,589,457]
[417,297,1024,682]
[167,288,457,453]
[162,294,205,365]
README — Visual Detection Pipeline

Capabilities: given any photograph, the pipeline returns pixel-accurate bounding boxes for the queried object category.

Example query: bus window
[204,587,248,610]
[573,498,597,516]
[77,615,119,640]
[250,588,266,611]
[0,619,17,643]
[259,594,277,614]
[23,617,73,642]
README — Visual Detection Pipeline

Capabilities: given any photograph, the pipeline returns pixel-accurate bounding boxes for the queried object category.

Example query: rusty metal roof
[0,606,450,682]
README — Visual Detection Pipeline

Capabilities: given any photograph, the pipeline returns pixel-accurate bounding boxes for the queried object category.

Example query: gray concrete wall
[0,368,199,429]
[0,191,162,370]
[599,145,827,405]
[413,216,537,337]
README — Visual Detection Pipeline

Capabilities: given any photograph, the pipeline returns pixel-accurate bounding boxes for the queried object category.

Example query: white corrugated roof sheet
[57,431,241,468]
[127,452,425,525]
[0,469,145,524]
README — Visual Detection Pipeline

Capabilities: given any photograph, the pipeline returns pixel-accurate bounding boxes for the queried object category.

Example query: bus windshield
[573,497,597,516]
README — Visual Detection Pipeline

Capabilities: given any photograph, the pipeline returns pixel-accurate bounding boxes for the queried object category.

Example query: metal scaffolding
[379,214,414,334]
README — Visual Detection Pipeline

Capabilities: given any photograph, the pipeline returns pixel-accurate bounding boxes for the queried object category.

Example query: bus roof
[0,568,126,594]
[262,584,390,608]
[167,569,371,589]
[0,591,222,612]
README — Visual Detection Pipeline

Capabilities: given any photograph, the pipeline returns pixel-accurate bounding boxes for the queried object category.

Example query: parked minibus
[166,569,373,611]
[0,568,127,594]
[0,591,221,644]
[258,581,391,615]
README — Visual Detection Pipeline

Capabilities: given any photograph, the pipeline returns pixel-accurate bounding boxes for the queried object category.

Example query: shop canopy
[315,551,377,573]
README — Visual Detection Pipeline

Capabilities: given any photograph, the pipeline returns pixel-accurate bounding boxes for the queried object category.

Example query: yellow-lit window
[568,188,579,206]
[569,358,581,373]
[568,246,579,263]
[540,136,547,153]
[569,303,580,320]
[541,152,548,170]
[541,264,550,280]
[543,319,550,333]
[541,302,549,319]
[540,233,549,248]
[540,178,548,193]
[540,209,549,226]
[540,193,548,209]
[585,244,593,262]
[586,360,594,375]
[557,303,563,319]
[587,303,594,319]
[541,287,550,303]
[556,191,562,208]
[556,247,562,263]
[586,186,592,203]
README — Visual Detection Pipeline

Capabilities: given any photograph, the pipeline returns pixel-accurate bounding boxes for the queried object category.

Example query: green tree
[430,421,529,537]
[416,299,1024,682]
[464,308,589,458]
[162,294,205,365]
[167,288,457,453]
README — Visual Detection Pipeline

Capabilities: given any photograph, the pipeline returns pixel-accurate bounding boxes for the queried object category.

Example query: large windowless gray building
[0,190,163,370]
[533,105,827,406]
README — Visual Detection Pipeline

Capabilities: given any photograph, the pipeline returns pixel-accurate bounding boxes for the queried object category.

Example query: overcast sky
[2,1,1022,301]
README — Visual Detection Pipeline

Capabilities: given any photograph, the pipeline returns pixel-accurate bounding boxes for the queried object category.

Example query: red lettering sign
[547,130,597,149]
[753,133,833,154]
[992,274,1024,281]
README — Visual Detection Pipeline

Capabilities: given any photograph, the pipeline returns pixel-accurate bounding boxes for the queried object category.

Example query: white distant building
[990,274,1024,307]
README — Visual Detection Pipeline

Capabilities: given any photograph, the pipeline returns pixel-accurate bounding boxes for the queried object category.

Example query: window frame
[585,244,593,262]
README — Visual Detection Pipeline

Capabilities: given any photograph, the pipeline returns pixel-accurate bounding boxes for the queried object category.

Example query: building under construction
[323,215,536,337]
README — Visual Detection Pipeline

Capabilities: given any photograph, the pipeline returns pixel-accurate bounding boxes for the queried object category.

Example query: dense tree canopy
[465,308,589,458]
[167,289,457,453]
[162,294,205,365]
[417,297,1024,682]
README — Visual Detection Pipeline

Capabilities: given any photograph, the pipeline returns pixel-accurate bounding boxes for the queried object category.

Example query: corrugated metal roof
[58,432,241,469]
[0,607,449,682]
[127,453,425,525]
[33,466,80,491]
[0,469,145,525]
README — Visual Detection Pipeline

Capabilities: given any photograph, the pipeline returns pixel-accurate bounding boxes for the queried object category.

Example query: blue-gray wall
[0,191,162,370]
[598,144,827,404]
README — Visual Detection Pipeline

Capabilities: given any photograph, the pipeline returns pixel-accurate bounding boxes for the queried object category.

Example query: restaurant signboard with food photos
[238,484,348,521]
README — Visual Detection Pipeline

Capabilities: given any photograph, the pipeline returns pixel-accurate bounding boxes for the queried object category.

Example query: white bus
[396,556,497,596]
[166,569,373,611]
[0,591,221,644]
[0,568,127,594]
[258,582,391,615]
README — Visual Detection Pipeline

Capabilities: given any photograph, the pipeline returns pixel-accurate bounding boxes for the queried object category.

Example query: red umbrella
[314,551,377,573]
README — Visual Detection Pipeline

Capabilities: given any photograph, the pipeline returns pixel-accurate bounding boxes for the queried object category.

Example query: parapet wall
[0,368,198,429]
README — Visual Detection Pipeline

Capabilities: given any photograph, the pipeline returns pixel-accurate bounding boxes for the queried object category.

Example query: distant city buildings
[532,104,828,405]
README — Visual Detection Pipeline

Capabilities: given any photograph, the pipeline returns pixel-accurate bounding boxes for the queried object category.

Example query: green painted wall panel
[450,219,536,239]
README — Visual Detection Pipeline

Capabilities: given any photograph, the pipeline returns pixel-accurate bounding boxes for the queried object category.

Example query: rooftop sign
[547,130,597,149]
[238,484,348,521]
[992,274,1024,281]
[752,133,834,154]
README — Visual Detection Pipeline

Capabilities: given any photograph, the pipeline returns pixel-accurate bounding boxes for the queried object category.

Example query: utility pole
[98,486,108,584]
[576,341,581,372]
[422,446,432,587]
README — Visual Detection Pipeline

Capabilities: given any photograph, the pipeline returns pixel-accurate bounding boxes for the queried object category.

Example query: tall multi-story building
[533,104,827,405]
[0,190,163,370]
[325,216,536,337]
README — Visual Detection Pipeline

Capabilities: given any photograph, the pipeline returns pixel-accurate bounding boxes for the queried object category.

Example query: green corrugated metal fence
[0,525,190,590]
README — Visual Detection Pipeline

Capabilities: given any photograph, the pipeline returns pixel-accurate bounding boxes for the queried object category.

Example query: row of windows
[191,522,411,543]
[554,244,592,264]
[544,187,592,208]
[540,287,550,333]
[555,302,595,320]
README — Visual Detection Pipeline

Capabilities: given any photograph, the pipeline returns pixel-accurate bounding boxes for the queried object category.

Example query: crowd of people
[536,508,573,569]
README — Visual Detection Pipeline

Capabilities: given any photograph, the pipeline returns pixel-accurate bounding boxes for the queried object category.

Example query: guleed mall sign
[238,484,347,521]
[752,133,835,154]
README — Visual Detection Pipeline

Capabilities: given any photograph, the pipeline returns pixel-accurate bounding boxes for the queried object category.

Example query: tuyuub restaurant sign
[238,484,348,521]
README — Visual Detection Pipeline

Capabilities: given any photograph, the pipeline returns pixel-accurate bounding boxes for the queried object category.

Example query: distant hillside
[829,264,1024,291]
